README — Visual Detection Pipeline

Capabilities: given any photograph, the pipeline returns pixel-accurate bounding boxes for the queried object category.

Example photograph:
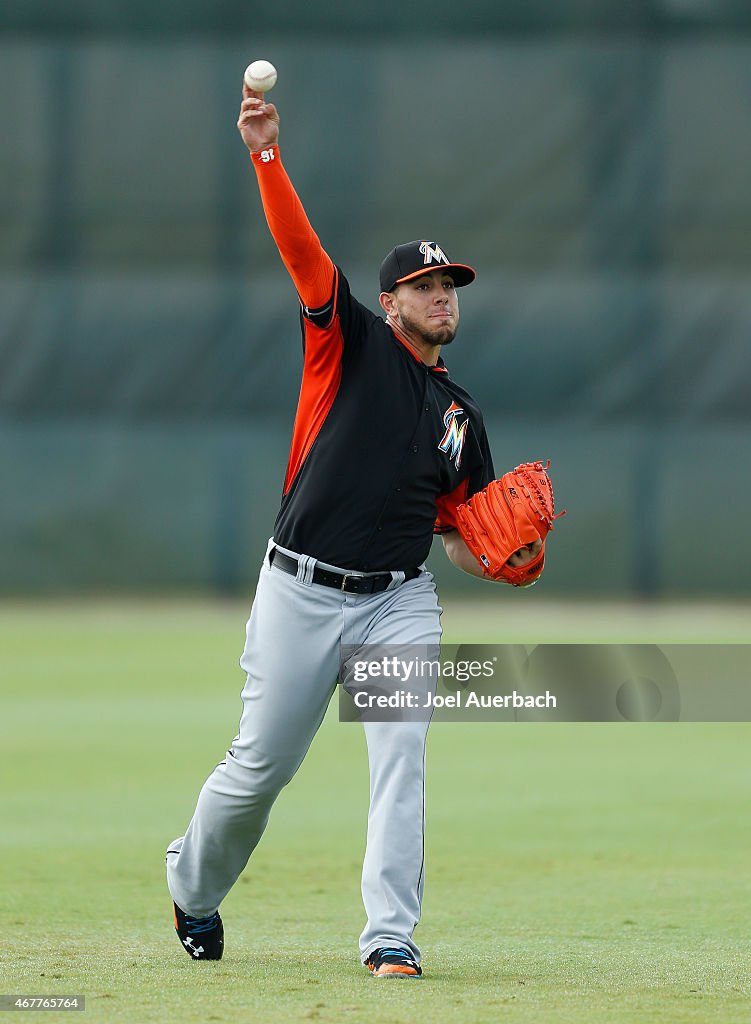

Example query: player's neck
[386,315,440,367]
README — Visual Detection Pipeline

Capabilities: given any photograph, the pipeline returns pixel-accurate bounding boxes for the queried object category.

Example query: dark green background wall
[2,6,749,594]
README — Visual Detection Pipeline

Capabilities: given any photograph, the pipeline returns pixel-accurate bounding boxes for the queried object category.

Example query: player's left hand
[454,461,564,587]
[507,539,543,568]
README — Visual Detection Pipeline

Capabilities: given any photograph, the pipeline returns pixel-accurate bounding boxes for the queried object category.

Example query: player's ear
[379,290,397,316]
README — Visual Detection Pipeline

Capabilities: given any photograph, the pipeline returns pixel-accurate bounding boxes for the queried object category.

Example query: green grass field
[1,598,750,1023]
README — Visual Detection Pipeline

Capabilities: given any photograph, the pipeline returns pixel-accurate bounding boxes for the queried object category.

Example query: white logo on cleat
[183,937,204,957]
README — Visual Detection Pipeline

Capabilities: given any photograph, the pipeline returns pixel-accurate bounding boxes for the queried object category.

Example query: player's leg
[350,573,442,967]
[167,552,343,919]
[360,716,431,970]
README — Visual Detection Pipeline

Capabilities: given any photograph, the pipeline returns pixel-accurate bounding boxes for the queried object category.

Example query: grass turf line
[1,599,749,1023]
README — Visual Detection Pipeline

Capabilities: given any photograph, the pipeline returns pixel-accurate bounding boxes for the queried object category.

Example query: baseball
[244,60,278,93]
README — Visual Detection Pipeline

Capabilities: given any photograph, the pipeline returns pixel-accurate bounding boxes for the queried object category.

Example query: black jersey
[274,267,494,571]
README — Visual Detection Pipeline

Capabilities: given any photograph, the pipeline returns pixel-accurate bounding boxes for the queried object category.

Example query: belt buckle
[341,572,365,593]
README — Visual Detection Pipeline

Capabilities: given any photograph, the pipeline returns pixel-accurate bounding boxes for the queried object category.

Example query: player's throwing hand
[237,82,280,154]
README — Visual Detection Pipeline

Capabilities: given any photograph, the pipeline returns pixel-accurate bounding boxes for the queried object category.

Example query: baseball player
[166,81,553,979]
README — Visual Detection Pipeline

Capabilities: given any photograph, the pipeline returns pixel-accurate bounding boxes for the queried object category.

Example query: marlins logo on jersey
[419,241,450,267]
[438,401,468,470]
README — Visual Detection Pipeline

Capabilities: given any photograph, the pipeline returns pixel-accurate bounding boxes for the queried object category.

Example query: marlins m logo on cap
[379,240,477,293]
[419,241,450,267]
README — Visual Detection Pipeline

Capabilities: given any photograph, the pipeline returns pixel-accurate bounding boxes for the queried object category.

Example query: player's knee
[220,748,301,798]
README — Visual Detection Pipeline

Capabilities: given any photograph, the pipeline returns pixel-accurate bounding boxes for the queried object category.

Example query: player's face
[392,269,460,347]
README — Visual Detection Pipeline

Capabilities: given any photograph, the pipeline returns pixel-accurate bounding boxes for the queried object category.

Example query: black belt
[269,548,421,594]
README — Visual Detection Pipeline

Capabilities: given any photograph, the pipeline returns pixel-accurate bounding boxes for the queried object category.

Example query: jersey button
[412,445,419,453]
[424,404,430,412]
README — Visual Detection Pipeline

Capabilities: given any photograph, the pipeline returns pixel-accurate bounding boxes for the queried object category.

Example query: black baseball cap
[379,240,476,293]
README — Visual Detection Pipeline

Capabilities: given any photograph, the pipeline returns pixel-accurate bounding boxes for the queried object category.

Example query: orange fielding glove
[455,461,565,586]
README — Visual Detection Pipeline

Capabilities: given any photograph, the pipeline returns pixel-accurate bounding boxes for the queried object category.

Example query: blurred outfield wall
[1,6,750,596]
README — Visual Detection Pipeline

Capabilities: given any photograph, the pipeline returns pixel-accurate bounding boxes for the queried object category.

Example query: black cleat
[173,901,224,960]
[365,946,422,978]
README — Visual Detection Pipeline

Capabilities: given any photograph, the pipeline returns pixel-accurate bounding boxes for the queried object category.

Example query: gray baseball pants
[166,540,442,963]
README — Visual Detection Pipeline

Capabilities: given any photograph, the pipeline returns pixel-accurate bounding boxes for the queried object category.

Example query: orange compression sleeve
[250,145,335,311]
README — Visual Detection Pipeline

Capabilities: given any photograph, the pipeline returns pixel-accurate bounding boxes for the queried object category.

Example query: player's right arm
[237,85,335,312]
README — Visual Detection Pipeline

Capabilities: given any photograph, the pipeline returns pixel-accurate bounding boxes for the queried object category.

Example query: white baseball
[244,60,278,93]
